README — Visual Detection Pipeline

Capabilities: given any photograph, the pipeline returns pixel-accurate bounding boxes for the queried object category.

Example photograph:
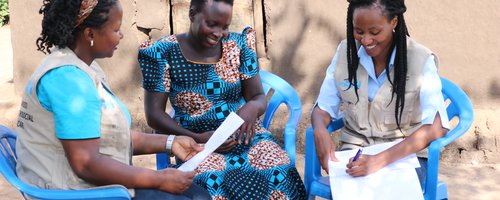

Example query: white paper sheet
[328,141,424,200]
[178,112,244,172]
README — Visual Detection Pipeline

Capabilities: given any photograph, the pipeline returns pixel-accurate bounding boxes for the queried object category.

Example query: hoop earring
[90,40,94,47]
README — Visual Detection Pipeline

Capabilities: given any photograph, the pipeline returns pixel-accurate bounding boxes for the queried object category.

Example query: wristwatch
[165,135,176,157]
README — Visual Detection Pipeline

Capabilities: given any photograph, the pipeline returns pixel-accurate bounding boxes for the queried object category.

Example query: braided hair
[36,0,117,54]
[346,0,409,129]
[190,0,234,13]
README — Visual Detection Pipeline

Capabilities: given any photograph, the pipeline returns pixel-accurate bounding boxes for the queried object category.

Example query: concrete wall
[9,0,500,163]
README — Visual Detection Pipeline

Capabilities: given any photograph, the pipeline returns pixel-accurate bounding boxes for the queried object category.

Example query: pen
[352,148,363,162]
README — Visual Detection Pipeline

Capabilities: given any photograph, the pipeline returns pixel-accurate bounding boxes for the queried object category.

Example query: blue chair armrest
[304,118,344,193]
[282,103,302,165]
[424,77,474,200]
[283,123,297,165]
[21,185,131,200]
[0,155,130,200]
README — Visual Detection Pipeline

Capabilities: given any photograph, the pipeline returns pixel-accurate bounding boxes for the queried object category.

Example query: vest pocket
[99,126,129,164]
[99,133,127,158]
[381,91,417,129]
[344,100,359,122]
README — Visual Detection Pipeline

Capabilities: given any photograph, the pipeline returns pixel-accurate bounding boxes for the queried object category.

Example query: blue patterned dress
[138,27,306,200]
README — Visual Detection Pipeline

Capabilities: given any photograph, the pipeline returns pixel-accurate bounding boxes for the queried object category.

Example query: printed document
[328,141,424,200]
[178,112,244,172]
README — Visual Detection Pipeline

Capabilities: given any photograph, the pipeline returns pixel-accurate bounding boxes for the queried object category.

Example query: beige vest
[15,48,133,194]
[334,38,438,156]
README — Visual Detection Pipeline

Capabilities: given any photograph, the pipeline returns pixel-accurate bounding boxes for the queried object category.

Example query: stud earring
[90,40,94,47]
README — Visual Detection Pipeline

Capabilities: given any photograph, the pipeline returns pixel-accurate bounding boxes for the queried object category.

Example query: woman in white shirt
[311,0,450,188]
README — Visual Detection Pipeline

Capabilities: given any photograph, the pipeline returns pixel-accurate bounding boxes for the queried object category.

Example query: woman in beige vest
[15,0,210,199]
[311,0,450,188]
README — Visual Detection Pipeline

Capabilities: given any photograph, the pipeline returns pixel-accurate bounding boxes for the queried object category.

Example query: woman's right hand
[171,136,204,161]
[313,127,338,173]
[157,168,195,194]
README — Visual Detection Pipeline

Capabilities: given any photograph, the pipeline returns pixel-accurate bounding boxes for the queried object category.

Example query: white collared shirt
[315,44,450,129]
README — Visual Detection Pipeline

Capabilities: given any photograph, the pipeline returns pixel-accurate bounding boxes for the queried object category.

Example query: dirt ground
[1,26,499,200]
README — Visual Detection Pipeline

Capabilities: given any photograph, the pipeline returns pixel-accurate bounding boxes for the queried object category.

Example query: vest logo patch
[100,90,118,110]
[19,111,34,122]
[17,109,34,129]
[100,97,116,109]
[338,79,361,90]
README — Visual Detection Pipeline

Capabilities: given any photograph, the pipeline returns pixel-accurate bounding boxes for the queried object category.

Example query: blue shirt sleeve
[37,66,101,139]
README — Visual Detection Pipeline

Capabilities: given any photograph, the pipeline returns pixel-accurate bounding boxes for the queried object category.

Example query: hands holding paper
[157,168,196,194]
[195,131,237,153]
[195,101,261,152]
[196,101,260,154]
[157,136,202,194]
[171,136,205,161]
[177,112,245,172]
[313,125,385,177]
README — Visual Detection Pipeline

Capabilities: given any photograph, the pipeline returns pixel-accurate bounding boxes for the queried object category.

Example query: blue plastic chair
[156,70,303,169]
[304,77,474,200]
[0,125,131,200]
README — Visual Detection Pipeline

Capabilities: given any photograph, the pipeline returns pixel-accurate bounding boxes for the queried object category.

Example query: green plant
[0,0,9,26]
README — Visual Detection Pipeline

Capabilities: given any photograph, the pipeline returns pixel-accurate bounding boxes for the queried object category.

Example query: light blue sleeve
[419,55,450,129]
[37,66,101,139]
[313,44,343,121]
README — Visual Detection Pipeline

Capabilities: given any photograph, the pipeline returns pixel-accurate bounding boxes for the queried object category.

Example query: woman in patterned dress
[138,0,306,199]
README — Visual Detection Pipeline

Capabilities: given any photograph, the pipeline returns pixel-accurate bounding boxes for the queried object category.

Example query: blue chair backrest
[156,70,302,169]
[304,77,474,200]
[259,70,302,164]
[0,125,131,200]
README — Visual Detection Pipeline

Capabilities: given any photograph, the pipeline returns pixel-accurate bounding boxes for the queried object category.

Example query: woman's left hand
[234,101,259,145]
[171,136,204,161]
[345,154,385,177]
